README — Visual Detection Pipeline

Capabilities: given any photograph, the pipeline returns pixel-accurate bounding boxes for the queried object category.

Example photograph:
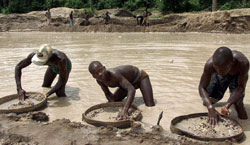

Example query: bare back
[108,65,140,84]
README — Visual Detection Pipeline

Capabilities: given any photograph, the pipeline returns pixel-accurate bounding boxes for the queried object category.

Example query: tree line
[0,0,250,14]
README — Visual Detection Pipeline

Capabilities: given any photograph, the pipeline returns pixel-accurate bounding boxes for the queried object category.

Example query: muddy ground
[0,112,233,145]
[1,7,250,33]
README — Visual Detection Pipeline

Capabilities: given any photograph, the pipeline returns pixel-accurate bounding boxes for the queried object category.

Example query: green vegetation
[0,0,250,14]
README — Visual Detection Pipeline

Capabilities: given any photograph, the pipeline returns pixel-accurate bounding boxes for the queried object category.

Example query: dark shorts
[206,73,238,101]
[51,59,72,74]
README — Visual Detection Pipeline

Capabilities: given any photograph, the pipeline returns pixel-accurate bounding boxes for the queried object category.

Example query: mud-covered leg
[113,88,128,101]
[55,70,70,97]
[42,67,57,87]
[234,95,248,119]
[56,85,67,97]
[140,76,155,106]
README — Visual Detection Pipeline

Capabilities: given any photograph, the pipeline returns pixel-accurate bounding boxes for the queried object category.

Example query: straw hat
[32,44,52,65]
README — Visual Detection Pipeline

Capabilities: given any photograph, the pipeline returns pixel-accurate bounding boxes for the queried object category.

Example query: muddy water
[0,32,250,144]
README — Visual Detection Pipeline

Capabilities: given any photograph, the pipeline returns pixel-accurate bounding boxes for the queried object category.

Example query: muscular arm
[15,53,35,91]
[46,57,68,97]
[97,80,113,102]
[198,60,214,109]
[199,59,222,125]
[112,71,135,113]
[225,62,249,109]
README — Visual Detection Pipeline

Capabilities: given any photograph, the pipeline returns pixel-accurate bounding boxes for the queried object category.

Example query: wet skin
[15,50,70,100]
[199,50,249,126]
[90,64,155,120]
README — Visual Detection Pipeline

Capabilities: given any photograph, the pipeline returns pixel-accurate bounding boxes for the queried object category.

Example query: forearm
[15,66,22,90]
[225,87,244,109]
[123,89,135,112]
[15,53,34,90]
[199,86,213,109]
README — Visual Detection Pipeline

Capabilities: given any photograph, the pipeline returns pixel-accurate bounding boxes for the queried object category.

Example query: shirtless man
[89,61,155,120]
[104,11,111,25]
[199,47,249,126]
[15,44,72,100]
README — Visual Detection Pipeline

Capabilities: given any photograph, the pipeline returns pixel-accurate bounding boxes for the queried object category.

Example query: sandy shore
[0,112,232,145]
[1,7,250,33]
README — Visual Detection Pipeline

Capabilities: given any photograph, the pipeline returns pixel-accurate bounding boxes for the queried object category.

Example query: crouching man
[89,61,155,120]
[15,44,72,100]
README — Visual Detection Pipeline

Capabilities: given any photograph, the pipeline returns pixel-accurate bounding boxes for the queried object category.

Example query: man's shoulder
[205,57,213,66]
[107,69,118,75]
[51,50,68,60]
[108,68,124,79]
[203,57,215,73]
[233,50,249,60]
[233,50,249,67]
[52,49,64,55]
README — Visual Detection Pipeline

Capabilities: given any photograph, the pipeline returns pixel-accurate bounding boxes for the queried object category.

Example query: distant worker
[104,12,111,25]
[70,11,74,26]
[142,8,149,26]
[15,44,72,101]
[85,12,90,25]
[45,8,51,25]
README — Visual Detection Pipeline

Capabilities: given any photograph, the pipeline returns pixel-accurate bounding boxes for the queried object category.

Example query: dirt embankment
[0,112,232,145]
[1,7,250,33]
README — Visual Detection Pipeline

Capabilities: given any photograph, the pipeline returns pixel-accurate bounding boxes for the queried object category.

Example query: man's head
[212,47,234,76]
[89,61,106,81]
[32,44,52,66]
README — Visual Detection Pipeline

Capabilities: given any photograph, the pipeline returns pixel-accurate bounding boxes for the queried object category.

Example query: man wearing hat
[15,44,72,100]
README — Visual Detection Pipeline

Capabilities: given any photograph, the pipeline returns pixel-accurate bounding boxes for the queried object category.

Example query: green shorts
[51,59,72,74]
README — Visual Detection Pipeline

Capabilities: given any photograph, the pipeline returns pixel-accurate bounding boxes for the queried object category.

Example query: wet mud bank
[0,112,232,145]
[1,7,250,33]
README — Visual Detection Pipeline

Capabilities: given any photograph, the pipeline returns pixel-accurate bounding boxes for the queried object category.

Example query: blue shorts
[206,73,238,101]
[70,19,74,26]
